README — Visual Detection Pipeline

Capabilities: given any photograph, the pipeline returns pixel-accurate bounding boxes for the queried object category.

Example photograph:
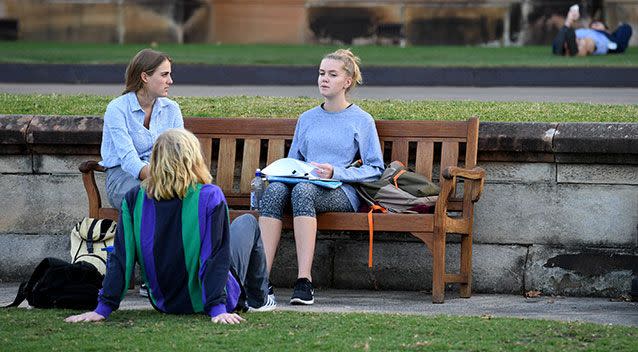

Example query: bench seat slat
[229,210,434,233]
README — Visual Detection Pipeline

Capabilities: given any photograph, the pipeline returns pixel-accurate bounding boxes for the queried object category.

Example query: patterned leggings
[259,182,353,220]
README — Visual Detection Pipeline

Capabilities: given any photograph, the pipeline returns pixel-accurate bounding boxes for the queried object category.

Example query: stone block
[0,234,68,281]
[557,164,638,185]
[554,122,638,155]
[0,155,32,173]
[268,233,334,289]
[525,245,637,297]
[474,183,638,247]
[332,241,526,294]
[34,154,100,174]
[0,174,88,234]
[479,122,556,153]
[481,162,555,183]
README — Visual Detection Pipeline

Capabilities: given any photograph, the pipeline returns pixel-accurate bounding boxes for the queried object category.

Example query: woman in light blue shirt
[258,49,384,306]
[100,48,184,210]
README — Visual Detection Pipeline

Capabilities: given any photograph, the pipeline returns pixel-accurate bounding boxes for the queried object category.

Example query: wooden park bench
[79,117,485,303]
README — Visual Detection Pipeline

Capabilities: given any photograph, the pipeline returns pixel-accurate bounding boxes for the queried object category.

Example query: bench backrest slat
[440,141,459,180]
[415,141,434,180]
[390,139,409,164]
[240,138,261,193]
[267,139,286,165]
[216,138,237,193]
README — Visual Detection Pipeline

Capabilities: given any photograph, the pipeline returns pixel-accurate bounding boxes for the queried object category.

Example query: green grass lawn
[1,42,637,67]
[1,309,636,351]
[1,93,636,123]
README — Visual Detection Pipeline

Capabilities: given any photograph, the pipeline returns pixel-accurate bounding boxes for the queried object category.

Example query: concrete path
[1,283,636,327]
[1,83,637,104]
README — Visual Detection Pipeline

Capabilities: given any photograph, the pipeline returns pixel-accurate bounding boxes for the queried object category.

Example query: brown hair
[123,48,172,94]
[323,48,362,94]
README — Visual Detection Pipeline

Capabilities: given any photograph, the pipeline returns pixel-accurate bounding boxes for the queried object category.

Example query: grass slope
[1,93,636,123]
[1,309,636,351]
[1,42,637,67]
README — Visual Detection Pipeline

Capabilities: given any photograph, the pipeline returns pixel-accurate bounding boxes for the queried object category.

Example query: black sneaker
[290,278,314,305]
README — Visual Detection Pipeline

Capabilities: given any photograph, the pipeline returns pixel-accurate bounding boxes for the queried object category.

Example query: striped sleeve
[95,186,139,318]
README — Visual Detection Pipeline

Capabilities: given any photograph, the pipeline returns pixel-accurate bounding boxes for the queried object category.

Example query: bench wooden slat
[415,140,434,180]
[267,139,286,165]
[198,137,212,170]
[240,139,261,193]
[464,117,479,168]
[390,139,409,165]
[216,138,236,193]
[440,141,459,180]
[229,210,434,233]
[186,118,297,136]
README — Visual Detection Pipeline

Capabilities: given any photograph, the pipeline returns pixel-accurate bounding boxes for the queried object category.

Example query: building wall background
[0,0,636,46]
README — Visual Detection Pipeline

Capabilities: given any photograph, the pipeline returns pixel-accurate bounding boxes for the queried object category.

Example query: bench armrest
[442,166,485,181]
[79,160,106,173]
[440,166,486,203]
[79,160,106,218]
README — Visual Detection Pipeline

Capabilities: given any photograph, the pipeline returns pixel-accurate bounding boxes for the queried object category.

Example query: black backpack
[3,257,103,309]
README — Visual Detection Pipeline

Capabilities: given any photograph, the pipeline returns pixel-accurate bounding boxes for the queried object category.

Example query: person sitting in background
[552,4,632,56]
[65,129,275,325]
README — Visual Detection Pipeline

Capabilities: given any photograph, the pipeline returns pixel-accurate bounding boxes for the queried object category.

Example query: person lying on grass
[552,4,633,56]
[66,129,276,325]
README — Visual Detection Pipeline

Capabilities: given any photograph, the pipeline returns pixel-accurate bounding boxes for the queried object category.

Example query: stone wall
[0,115,636,298]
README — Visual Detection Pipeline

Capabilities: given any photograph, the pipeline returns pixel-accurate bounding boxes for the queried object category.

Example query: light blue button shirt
[100,91,184,179]
[576,28,612,55]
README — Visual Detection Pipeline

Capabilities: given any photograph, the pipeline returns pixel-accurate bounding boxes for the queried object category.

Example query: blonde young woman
[100,48,184,211]
[259,49,384,305]
[66,129,275,325]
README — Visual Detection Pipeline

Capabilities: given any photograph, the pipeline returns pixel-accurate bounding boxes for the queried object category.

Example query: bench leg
[459,234,472,298]
[432,233,446,304]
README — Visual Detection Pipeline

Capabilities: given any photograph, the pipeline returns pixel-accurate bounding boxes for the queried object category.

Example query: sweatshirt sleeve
[332,116,384,182]
[201,190,232,318]
[287,116,305,161]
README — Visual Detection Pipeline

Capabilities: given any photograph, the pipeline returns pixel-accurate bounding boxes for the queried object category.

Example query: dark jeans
[552,26,578,56]
[229,214,270,308]
[605,24,633,54]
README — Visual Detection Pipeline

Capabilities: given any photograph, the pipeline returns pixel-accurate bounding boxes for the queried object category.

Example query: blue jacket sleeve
[201,192,232,317]
[95,188,139,318]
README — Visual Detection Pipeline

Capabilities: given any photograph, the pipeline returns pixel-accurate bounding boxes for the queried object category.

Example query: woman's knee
[259,182,290,220]
[230,214,259,241]
[291,182,319,201]
[291,183,320,217]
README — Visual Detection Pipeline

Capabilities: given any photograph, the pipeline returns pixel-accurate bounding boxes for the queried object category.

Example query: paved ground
[1,283,636,327]
[2,83,637,104]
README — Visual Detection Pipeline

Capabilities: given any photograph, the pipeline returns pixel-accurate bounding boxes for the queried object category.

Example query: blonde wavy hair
[323,48,363,94]
[142,129,212,200]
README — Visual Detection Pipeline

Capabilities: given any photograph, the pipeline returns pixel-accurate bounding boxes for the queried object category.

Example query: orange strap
[393,169,407,189]
[367,205,387,268]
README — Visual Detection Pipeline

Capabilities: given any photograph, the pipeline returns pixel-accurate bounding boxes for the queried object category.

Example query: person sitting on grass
[65,129,276,325]
[552,4,633,56]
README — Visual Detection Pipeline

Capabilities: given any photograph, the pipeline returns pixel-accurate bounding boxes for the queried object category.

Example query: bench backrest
[184,117,479,208]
